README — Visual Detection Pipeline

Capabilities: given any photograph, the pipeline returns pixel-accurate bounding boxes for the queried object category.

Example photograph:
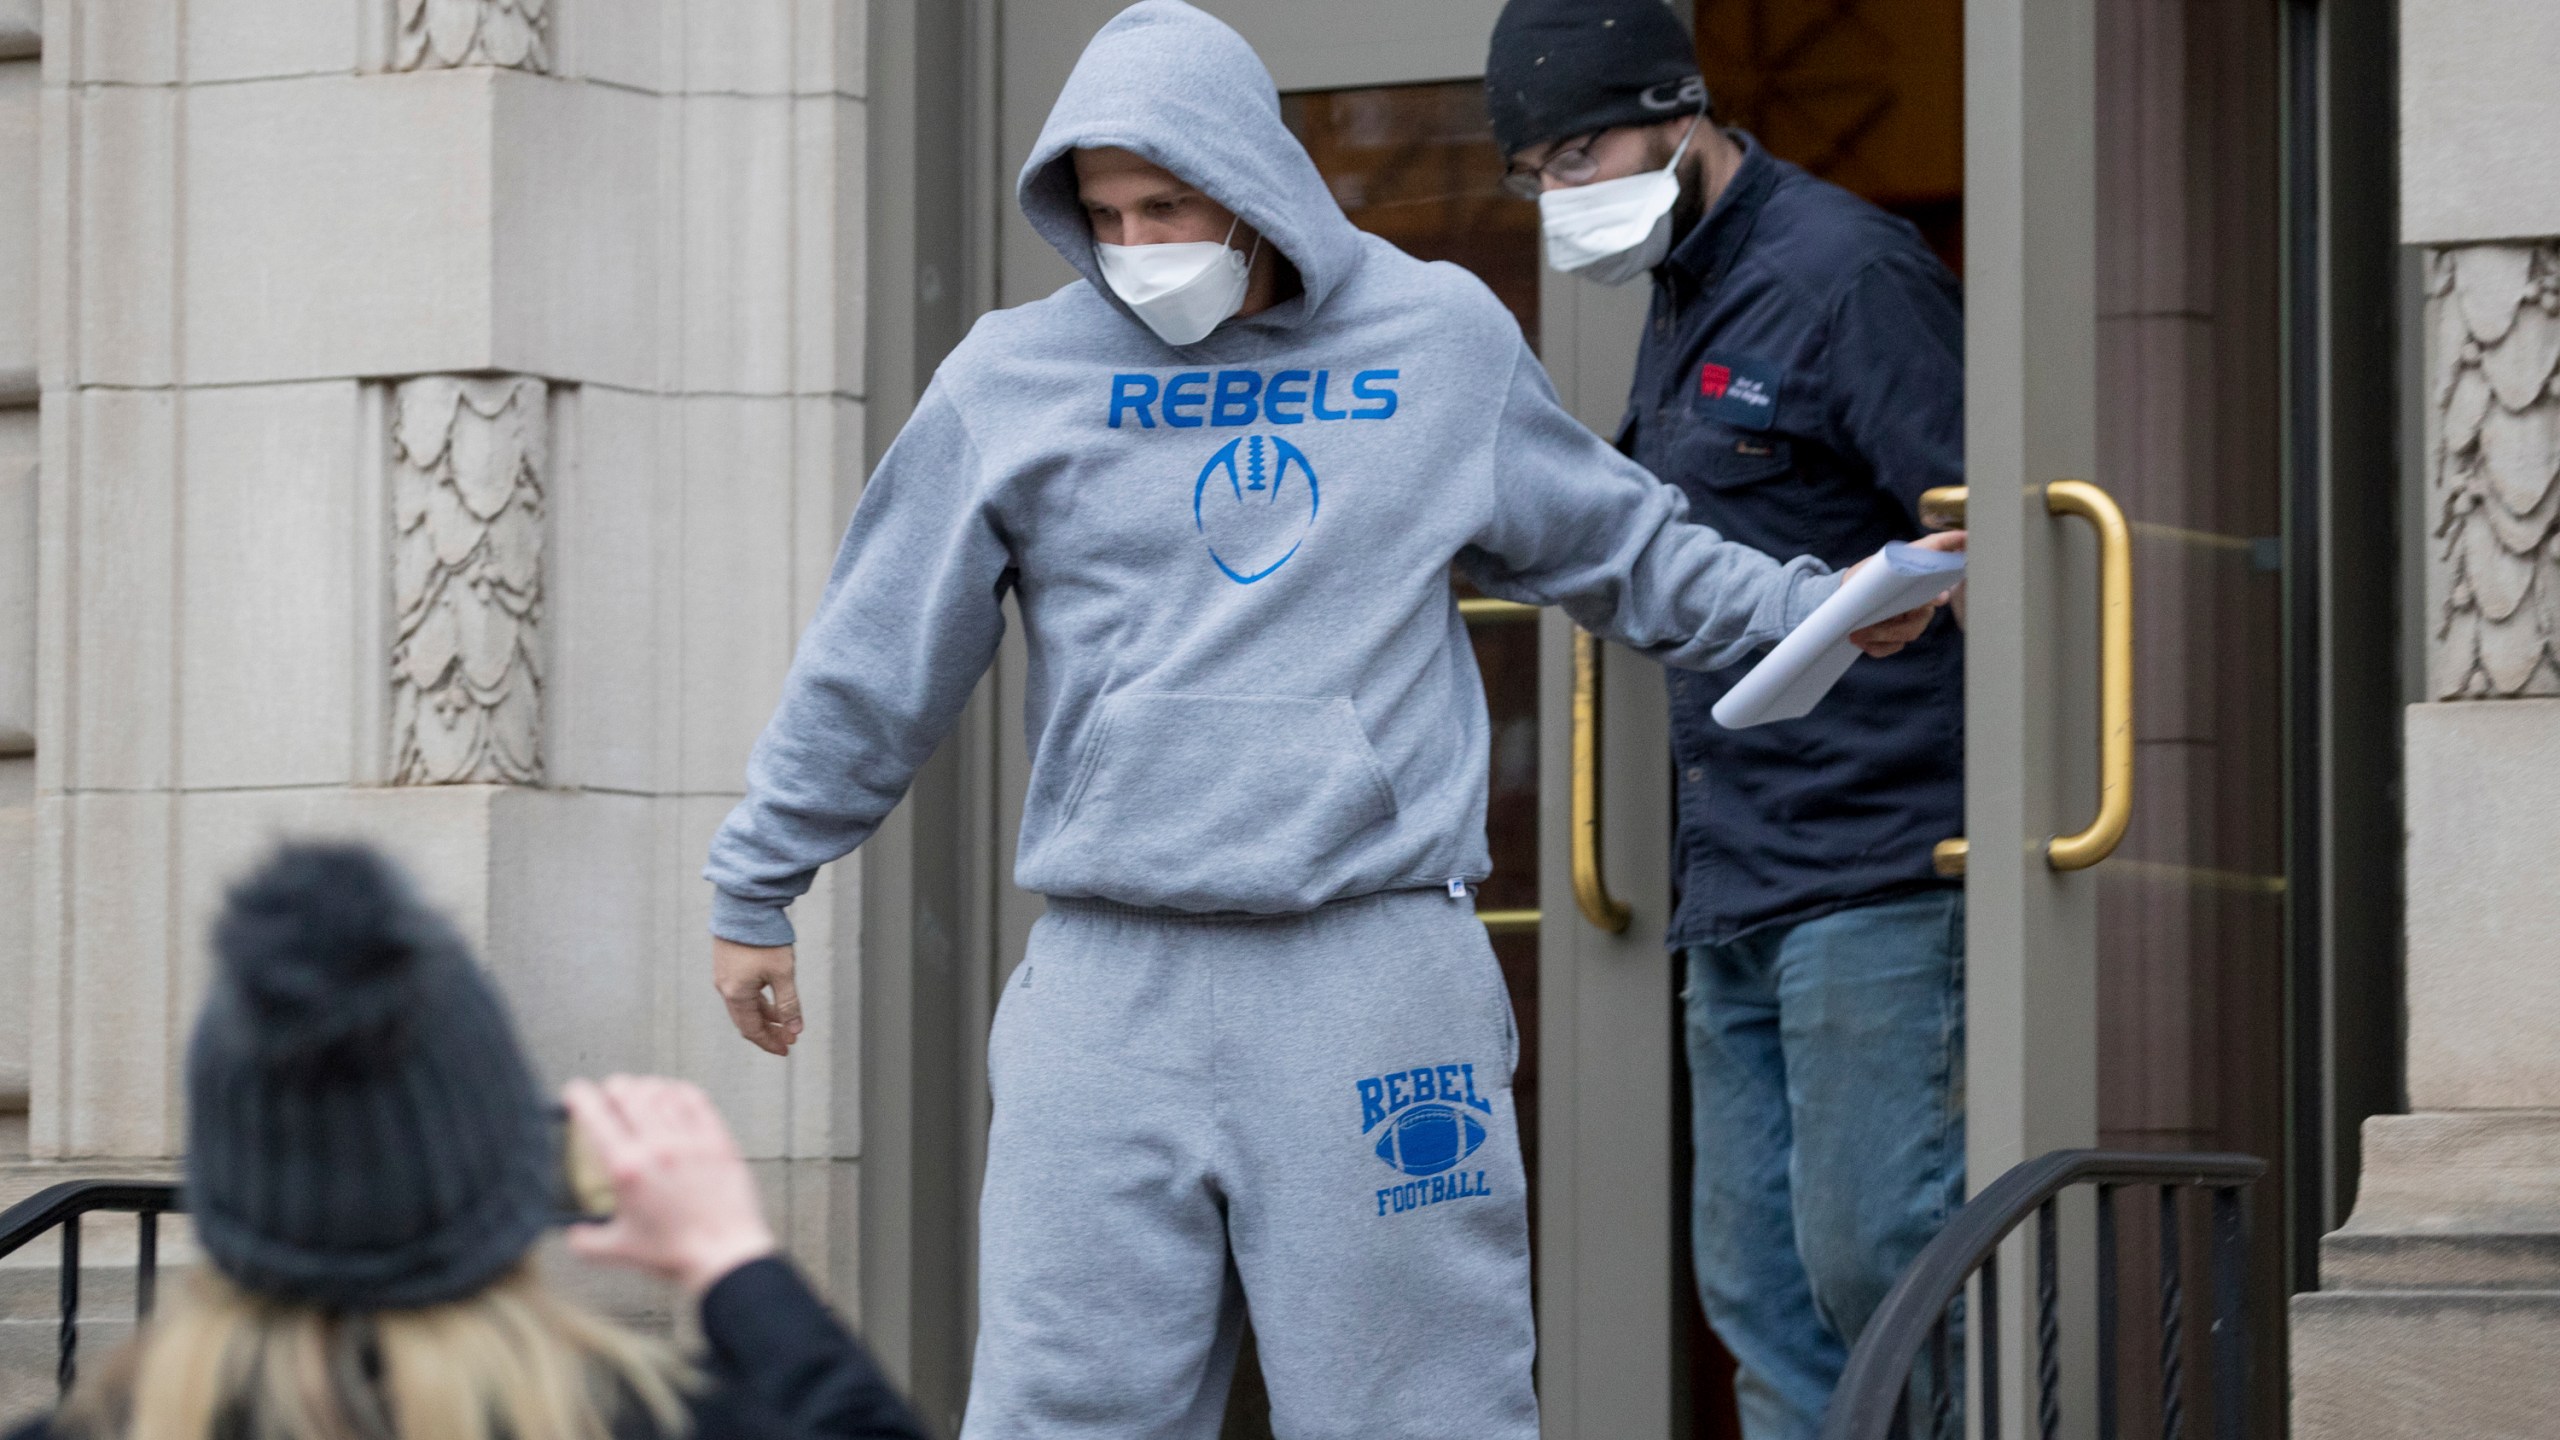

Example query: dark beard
[1666,131,1710,249]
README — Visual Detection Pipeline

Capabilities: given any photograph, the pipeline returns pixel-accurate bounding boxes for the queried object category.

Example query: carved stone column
[395,0,553,74]
[2293,242,2560,1437]
[2427,243,2560,699]
[390,375,546,786]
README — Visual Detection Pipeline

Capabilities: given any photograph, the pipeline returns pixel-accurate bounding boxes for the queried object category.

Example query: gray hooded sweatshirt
[704,0,1837,946]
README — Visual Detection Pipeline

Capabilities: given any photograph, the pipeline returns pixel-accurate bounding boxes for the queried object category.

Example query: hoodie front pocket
[1055,694,1398,909]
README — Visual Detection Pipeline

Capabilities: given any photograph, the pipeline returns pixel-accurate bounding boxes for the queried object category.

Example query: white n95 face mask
[1095,218,1258,347]
[1537,116,1700,287]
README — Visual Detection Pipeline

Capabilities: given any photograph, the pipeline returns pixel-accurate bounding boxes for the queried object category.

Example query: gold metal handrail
[1571,629,1631,932]
[1919,480,2133,877]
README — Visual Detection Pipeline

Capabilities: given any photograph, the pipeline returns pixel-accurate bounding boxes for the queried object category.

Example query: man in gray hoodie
[703,4,1942,1435]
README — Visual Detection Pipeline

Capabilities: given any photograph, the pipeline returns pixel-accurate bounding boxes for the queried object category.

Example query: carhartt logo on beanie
[185,842,556,1309]
[1484,0,1709,157]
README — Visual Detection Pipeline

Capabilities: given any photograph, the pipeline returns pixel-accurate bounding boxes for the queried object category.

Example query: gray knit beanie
[185,842,557,1309]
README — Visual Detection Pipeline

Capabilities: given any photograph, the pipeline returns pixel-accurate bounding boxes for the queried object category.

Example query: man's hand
[1843,529,1966,659]
[714,938,803,1056]
[563,1075,778,1297]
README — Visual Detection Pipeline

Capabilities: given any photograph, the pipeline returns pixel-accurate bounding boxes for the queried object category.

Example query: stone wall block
[2401,0,2560,244]
[2427,243,2560,698]
[793,93,865,400]
[676,396,798,794]
[561,0,665,93]
[793,0,866,100]
[78,0,180,85]
[185,72,496,385]
[684,0,795,96]
[77,84,177,388]
[0,410,33,753]
[178,382,360,789]
[2403,698,2560,1109]
[2294,1290,2560,1440]
[55,792,175,1157]
[544,383,663,794]
[185,0,363,84]
[391,374,547,786]
[68,389,176,791]
[490,70,660,391]
[484,787,659,1085]
[0,59,36,382]
[397,0,553,74]
[680,96,796,395]
[0,756,32,1104]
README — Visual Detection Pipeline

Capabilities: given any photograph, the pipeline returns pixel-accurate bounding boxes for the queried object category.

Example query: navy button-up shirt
[1620,132,1965,949]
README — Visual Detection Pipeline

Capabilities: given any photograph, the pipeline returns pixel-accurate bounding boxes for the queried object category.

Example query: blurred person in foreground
[4,842,925,1440]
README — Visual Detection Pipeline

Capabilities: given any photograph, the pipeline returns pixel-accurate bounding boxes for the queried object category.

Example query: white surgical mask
[1095,217,1259,347]
[1537,116,1700,287]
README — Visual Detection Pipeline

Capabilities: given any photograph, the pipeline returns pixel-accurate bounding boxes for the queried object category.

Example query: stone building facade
[0,0,871,1336]
[2289,4,2560,1437]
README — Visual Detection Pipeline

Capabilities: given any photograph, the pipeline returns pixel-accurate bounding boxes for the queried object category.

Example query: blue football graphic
[1374,1101,1488,1178]
[1194,434,1318,584]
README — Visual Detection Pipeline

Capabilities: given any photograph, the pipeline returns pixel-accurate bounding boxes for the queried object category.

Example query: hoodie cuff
[1784,561,1844,632]
[711,888,798,948]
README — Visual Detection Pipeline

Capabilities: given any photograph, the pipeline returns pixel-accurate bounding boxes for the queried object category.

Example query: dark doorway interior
[1679,3,1963,1435]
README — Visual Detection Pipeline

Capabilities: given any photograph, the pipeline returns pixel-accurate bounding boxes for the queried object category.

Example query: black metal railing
[0,1180,184,1396]
[1818,1149,2265,1440]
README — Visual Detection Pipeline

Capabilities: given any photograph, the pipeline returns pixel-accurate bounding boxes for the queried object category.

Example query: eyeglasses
[1501,133,1605,200]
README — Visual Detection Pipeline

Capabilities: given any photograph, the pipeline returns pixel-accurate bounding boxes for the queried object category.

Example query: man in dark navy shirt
[1487,3,1967,1435]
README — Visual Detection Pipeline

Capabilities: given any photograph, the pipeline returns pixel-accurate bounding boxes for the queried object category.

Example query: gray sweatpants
[960,889,1539,1440]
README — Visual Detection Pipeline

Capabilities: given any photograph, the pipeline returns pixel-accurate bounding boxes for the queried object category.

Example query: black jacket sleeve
[688,1257,930,1440]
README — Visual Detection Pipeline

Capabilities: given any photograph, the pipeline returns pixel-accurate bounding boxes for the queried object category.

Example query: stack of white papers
[1711,543,1966,729]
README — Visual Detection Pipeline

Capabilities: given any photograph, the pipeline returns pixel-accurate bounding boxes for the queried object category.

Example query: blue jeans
[1682,889,1966,1440]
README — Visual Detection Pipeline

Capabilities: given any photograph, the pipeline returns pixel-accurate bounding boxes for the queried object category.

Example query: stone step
[0,1315,138,1430]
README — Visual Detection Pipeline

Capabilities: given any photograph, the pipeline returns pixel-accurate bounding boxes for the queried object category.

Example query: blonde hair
[58,1264,692,1440]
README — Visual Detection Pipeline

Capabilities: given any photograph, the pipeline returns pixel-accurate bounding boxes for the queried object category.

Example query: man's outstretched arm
[704,382,1009,1053]
[1461,339,1954,665]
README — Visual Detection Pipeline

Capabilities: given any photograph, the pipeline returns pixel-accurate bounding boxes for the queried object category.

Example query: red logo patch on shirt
[1699,362,1733,399]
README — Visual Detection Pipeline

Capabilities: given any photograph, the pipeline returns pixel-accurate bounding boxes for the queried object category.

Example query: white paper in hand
[1711,542,1965,729]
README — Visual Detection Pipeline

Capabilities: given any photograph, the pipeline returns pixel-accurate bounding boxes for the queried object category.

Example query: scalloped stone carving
[391,376,546,785]
[395,0,552,72]
[2430,243,2560,698]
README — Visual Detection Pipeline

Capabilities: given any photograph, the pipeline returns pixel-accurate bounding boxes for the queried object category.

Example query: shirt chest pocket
[1660,410,1874,557]
[1689,421,1795,491]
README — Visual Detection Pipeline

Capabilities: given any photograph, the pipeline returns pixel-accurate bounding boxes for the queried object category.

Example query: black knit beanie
[185,843,557,1310]
[1485,0,1709,157]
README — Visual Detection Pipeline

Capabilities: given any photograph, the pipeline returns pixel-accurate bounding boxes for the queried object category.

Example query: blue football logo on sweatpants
[1194,434,1318,584]
[1374,1103,1488,1176]
[1359,1063,1493,1178]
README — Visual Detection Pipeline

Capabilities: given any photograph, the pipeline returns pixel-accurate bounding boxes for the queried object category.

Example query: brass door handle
[2042,479,2133,870]
[1923,480,2133,876]
[1572,628,1632,933]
